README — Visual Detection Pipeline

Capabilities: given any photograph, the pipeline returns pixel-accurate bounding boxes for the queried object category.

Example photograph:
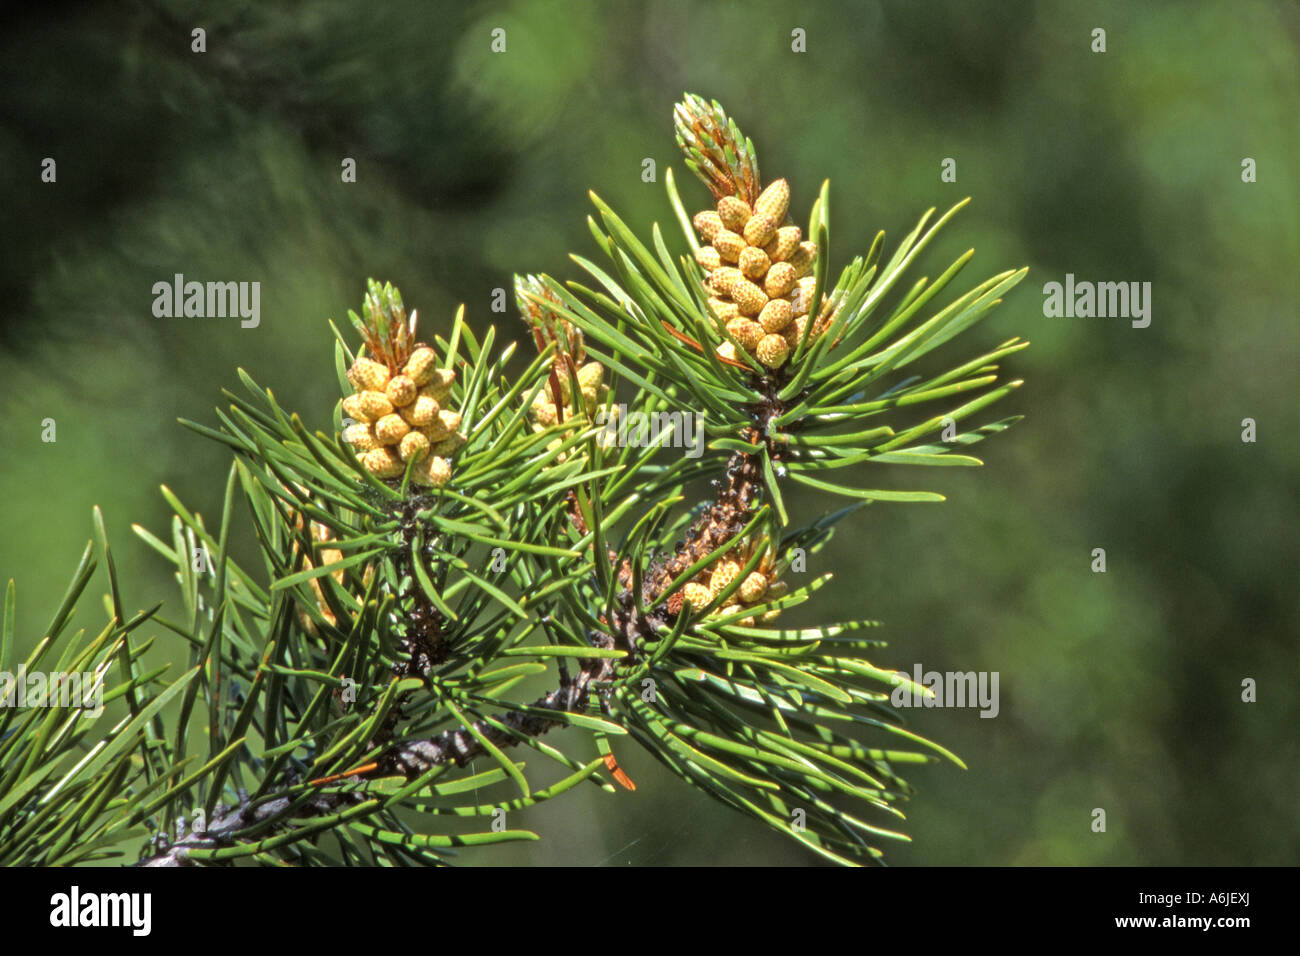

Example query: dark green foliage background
[1,0,1295,865]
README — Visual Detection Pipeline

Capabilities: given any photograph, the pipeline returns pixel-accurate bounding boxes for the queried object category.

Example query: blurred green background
[2,0,1296,865]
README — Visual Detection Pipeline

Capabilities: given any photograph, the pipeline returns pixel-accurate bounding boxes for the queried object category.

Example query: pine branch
[138,787,355,867]
[379,644,618,776]
[510,92,1028,862]
[4,93,1027,868]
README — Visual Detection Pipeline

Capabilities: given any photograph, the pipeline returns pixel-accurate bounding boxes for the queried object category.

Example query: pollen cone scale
[676,543,788,627]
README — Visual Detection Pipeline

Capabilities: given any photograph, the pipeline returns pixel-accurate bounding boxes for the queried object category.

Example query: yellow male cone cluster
[516,273,616,449]
[283,489,380,637]
[290,512,369,635]
[680,547,789,626]
[673,94,839,370]
[340,281,466,487]
[528,360,610,430]
[343,347,463,486]
[694,180,835,369]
